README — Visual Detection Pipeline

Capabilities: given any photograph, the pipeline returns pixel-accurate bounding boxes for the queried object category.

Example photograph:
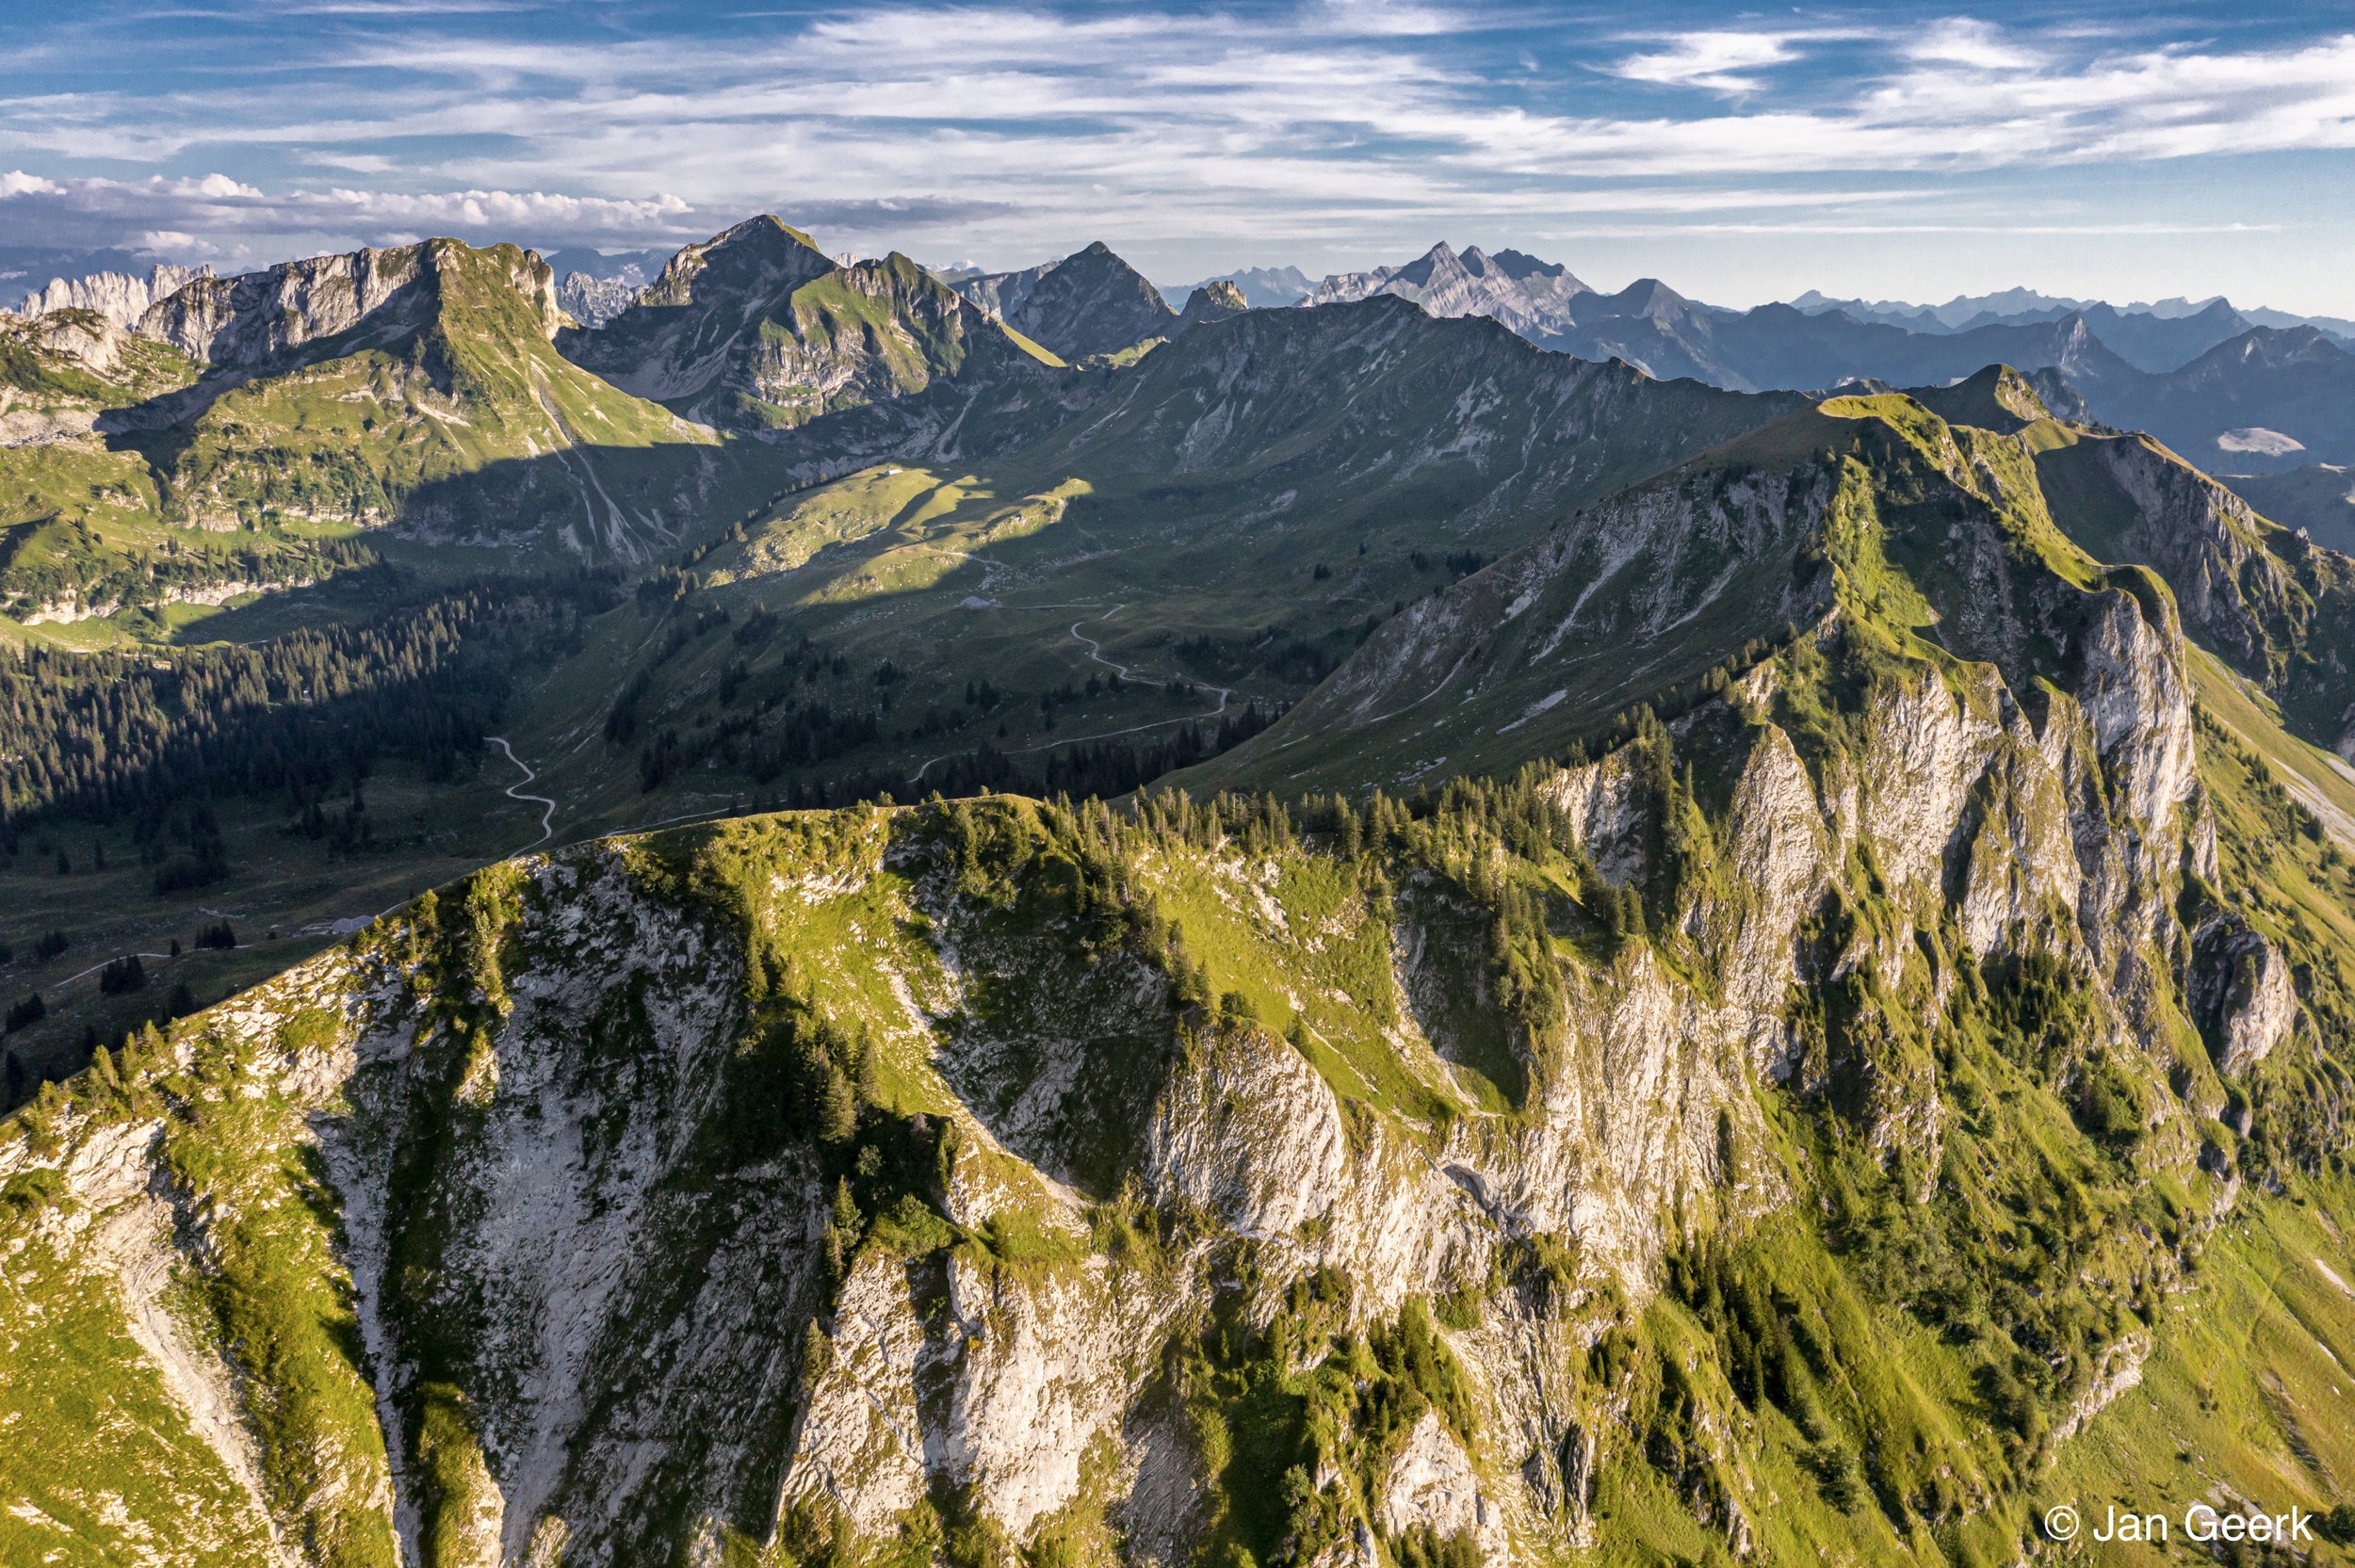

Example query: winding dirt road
[487,736,558,848]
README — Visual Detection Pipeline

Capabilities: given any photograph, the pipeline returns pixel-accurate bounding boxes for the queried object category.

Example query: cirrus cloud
[1,3,2352,310]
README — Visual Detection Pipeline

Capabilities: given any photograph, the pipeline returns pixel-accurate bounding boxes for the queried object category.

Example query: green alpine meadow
[7,72,2355,1565]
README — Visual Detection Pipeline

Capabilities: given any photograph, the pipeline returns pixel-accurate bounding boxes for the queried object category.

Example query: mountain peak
[1306,241,1588,341]
[1903,362,2055,430]
[1486,247,1572,283]
[1570,277,1695,330]
[555,219,1033,428]
[1178,278,1248,328]
[980,242,1174,360]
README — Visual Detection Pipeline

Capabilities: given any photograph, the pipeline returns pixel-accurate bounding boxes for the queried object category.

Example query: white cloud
[1609,32,1804,95]
[1904,18,2041,72]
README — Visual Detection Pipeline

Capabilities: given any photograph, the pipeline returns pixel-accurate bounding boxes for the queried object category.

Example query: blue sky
[6,0,2355,311]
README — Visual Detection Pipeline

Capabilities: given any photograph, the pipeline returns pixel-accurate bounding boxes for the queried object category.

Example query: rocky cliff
[1175,280,1247,331]
[15,263,211,327]
[1308,243,1590,346]
[137,240,563,369]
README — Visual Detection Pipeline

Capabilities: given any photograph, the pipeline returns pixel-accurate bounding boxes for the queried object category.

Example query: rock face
[2193,916,2298,1075]
[1379,1412,1505,1559]
[2032,424,2355,753]
[16,263,211,326]
[555,268,646,328]
[0,304,200,449]
[1309,242,1589,344]
[136,240,562,368]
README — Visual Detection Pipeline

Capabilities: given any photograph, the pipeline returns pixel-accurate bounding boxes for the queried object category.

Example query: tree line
[0,572,619,838]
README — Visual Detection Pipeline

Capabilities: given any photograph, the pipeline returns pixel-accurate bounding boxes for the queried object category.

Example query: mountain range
[8,213,2355,1568]
[1278,244,2355,479]
[554,216,1052,431]
[1790,284,2355,345]
[1163,264,1315,311]
[1307,241,1591,343]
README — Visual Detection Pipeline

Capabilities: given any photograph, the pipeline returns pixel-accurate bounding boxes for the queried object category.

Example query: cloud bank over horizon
[5,0,2353,313]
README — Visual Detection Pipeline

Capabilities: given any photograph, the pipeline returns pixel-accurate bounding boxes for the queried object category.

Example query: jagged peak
[1178,278,1249,330]
[704,213,824,254]
[1393,240,1459,285]
[635,217,834,310]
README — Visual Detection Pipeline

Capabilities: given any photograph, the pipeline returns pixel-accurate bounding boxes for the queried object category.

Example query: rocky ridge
[137,240,564,369]
[1309,242,1590,345]
[13,263,212,327]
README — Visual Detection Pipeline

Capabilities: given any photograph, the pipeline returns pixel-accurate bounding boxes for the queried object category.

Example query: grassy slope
[2038,704,2355,1564]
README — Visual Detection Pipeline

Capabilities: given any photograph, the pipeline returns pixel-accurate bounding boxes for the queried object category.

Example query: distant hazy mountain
[541,246,676,283]
[1162,264,1313,311]
[2218,463,2355,554]
[543,246,677,328]
[2066,300,2251,372]
[1308,241,1590,343]
[1301,255,2201,389]
[1290,251,2353,466]
[1795,287,2353,352]
[2072,326,2355,473]
[1536,285,2136,396]
[2242,303,2355,343]
[1789,285,2093,331]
